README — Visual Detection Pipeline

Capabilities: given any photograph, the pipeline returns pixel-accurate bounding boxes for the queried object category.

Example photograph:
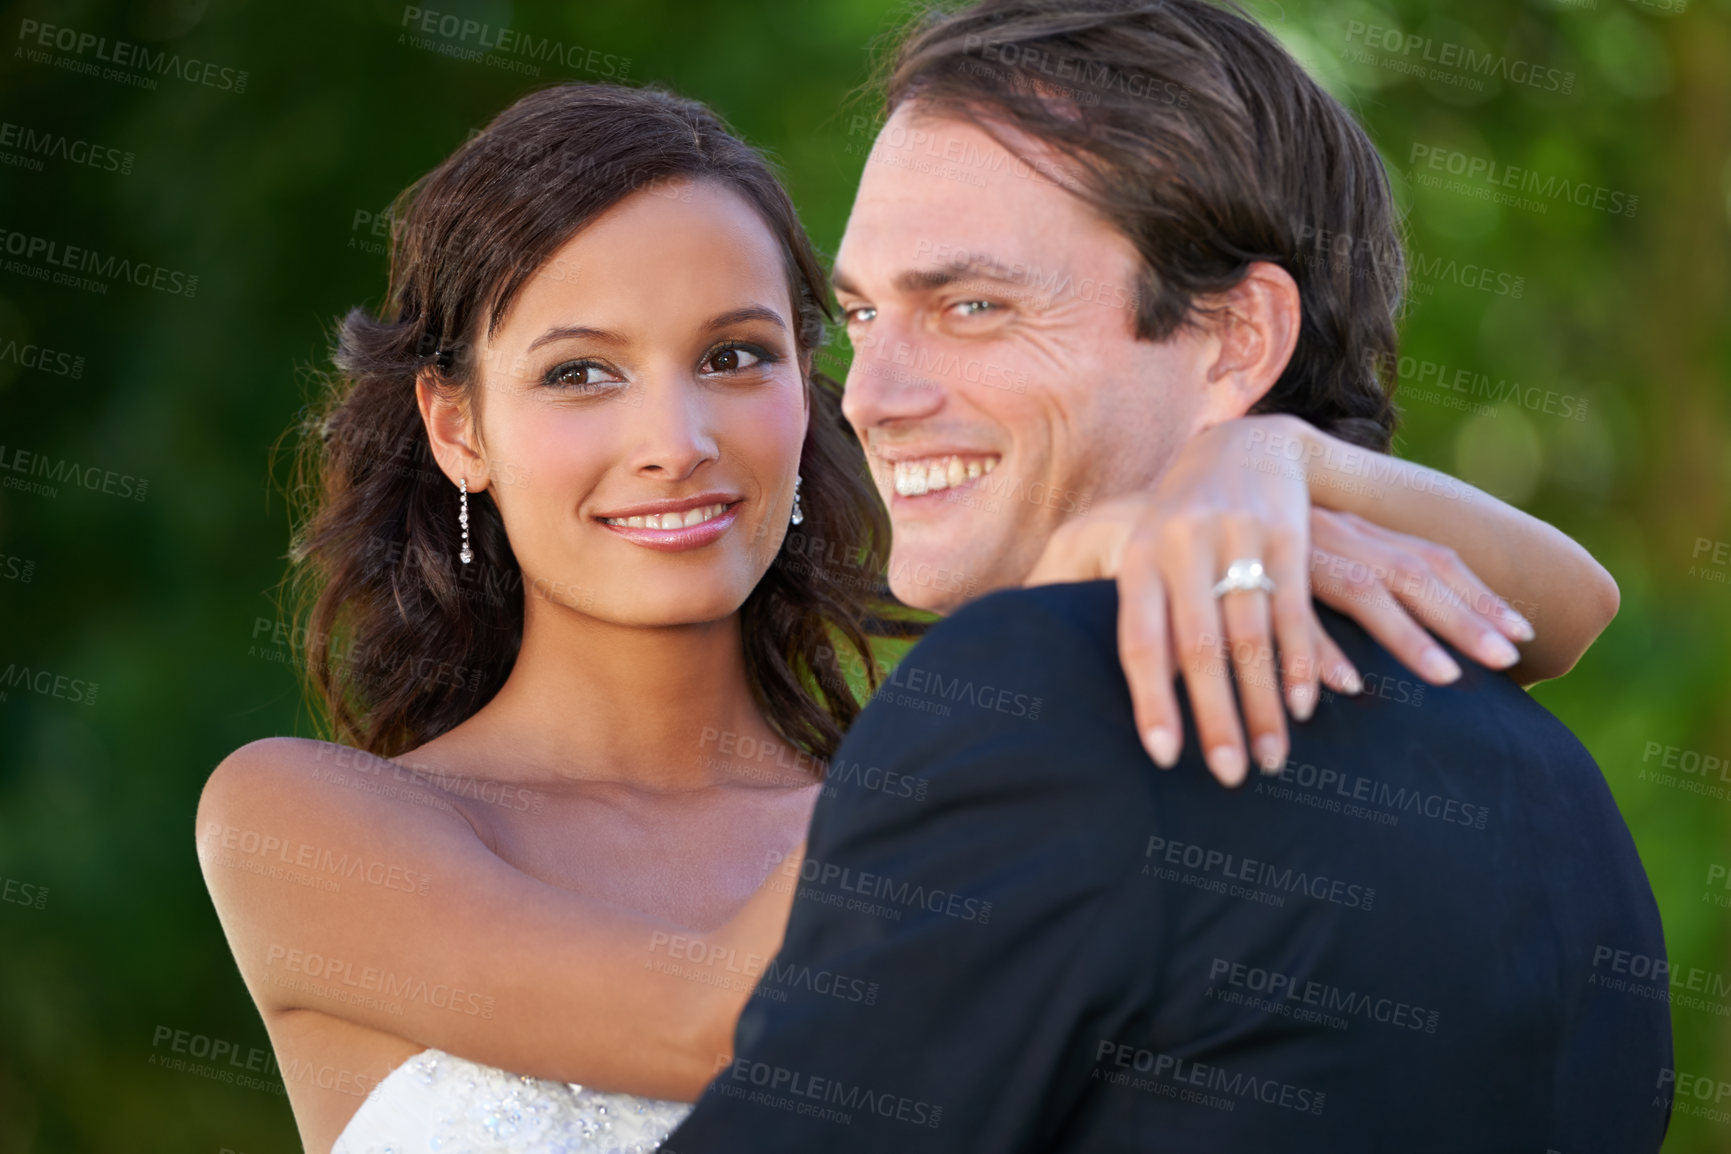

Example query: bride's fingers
[1169,536,1249,787]
[1265,530,1318,725]
[1311,512,1524,673]
[1312,545,1462,685]
[1117,562,1182,768]
[1383,540,1526,671]
[1216,525,1287,776]
[1312,621,1361,696]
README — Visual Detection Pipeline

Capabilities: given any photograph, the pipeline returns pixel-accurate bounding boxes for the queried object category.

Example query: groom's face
[834,105,1215,613]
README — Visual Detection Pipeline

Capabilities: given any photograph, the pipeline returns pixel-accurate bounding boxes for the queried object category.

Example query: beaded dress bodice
[332,1049,692,1154]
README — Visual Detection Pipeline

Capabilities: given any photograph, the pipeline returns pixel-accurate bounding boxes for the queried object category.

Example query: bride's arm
[1285,415,1618,681]
[1027,412,1618,784]
[196,737,793,1101]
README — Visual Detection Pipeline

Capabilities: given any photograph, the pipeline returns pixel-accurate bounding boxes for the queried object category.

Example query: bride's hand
[1023,414,1532,787]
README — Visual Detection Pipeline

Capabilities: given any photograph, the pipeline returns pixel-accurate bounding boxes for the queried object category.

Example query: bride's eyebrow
[703,305,787,333]
[526,324,624,352]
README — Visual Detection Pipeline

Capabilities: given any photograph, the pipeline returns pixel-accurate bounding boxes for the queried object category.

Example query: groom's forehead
[839,106,1116,283]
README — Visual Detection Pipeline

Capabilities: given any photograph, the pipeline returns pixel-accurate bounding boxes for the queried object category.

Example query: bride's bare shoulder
[209,734,364,778]
[196,737,474,865]
[202,735,374,806]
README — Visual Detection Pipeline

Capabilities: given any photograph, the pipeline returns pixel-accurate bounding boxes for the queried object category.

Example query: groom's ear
[1189,261,1301,429]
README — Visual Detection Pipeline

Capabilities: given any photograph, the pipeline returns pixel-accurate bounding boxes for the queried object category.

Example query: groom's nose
[841,328,946,432]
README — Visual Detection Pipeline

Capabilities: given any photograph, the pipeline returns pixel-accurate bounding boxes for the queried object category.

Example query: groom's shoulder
[848,580,1132,769]
[829,580,1148,869]
[914,579,1122,685]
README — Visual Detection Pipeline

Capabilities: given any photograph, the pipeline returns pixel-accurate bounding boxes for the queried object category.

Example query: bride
[197,83,1616,1153]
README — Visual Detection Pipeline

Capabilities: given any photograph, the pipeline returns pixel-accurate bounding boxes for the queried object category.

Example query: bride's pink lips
[596,501,742,553]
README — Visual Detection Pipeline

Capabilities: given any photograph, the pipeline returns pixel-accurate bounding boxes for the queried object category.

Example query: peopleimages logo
[15,19,249,92]
[0,227,198,297]
[0,119,134,175]
[0,444,148,501]
[397,7,630,79]
[1343,21,1574,94]
[0,336,84,379]
[1143,835,1376,911]
[1409,144,1638,219]
[1206,957,1441,1034]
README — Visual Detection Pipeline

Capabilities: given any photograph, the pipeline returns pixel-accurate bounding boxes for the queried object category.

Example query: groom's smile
[833,104,1213,613]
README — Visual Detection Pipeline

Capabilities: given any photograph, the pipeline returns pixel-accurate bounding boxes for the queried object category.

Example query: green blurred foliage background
[0,0,1726,1149]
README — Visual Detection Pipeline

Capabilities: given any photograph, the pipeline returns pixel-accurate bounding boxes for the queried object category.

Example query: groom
[668,0,1670,1149]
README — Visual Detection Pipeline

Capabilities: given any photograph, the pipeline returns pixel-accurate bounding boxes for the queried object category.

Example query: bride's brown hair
[287,84,904,762]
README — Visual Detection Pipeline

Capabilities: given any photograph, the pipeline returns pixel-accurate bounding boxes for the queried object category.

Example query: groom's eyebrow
[830,255,1027,300]
[898,255,1025,293]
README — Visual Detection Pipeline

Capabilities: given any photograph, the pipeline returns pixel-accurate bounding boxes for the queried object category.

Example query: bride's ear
[415,370,491,492]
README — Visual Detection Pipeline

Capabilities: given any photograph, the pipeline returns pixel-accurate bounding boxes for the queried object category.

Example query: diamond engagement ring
[1212,558,1275,598]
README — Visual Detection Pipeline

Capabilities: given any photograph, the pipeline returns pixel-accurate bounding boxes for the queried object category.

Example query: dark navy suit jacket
[666,580,1671,1152]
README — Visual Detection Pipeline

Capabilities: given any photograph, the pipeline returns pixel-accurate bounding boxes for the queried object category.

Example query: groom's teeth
[890,455,999,498]
[604,503,728,529]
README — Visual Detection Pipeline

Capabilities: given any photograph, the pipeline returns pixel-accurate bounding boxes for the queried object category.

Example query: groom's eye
[949,299,999,318]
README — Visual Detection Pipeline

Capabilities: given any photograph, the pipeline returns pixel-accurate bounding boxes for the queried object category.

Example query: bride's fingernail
[1144,727,1179,768]
[1288,683,1316,721]
[1505,612,1535,642]
[1336,666,1364,695]
[1254,736,1286,774]
[1482,632,1521,669]
[1421,646,1462,683]
[1207,745,1247,786]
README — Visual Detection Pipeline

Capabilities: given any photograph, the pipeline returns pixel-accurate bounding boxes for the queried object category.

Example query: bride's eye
[541,360,622,391]
[842,305,877,325]
[701,342,777,376]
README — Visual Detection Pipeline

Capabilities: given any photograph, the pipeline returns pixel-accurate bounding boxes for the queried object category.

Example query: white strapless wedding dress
[332,1048,692,1153]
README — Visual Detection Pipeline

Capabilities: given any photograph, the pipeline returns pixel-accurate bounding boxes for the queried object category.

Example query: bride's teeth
[966,460,982,480]
[605,503,729,529]
[946,458,966,488]
[924,462,949,493]
[983,458,996,474]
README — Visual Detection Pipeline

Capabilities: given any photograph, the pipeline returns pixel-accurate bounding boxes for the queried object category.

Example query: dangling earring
[458,477,473,564]
[790,474,805,526]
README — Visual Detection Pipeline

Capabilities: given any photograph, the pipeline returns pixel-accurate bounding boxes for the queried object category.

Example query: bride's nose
[626,375,720,479]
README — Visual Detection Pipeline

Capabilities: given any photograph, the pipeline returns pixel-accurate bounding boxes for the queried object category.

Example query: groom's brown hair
[882,0,1403,450]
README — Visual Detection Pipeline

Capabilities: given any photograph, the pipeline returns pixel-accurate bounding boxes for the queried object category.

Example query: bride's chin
[602,587,758,629]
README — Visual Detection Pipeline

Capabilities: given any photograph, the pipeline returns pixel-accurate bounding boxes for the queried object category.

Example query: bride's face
[450,179,808,627]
